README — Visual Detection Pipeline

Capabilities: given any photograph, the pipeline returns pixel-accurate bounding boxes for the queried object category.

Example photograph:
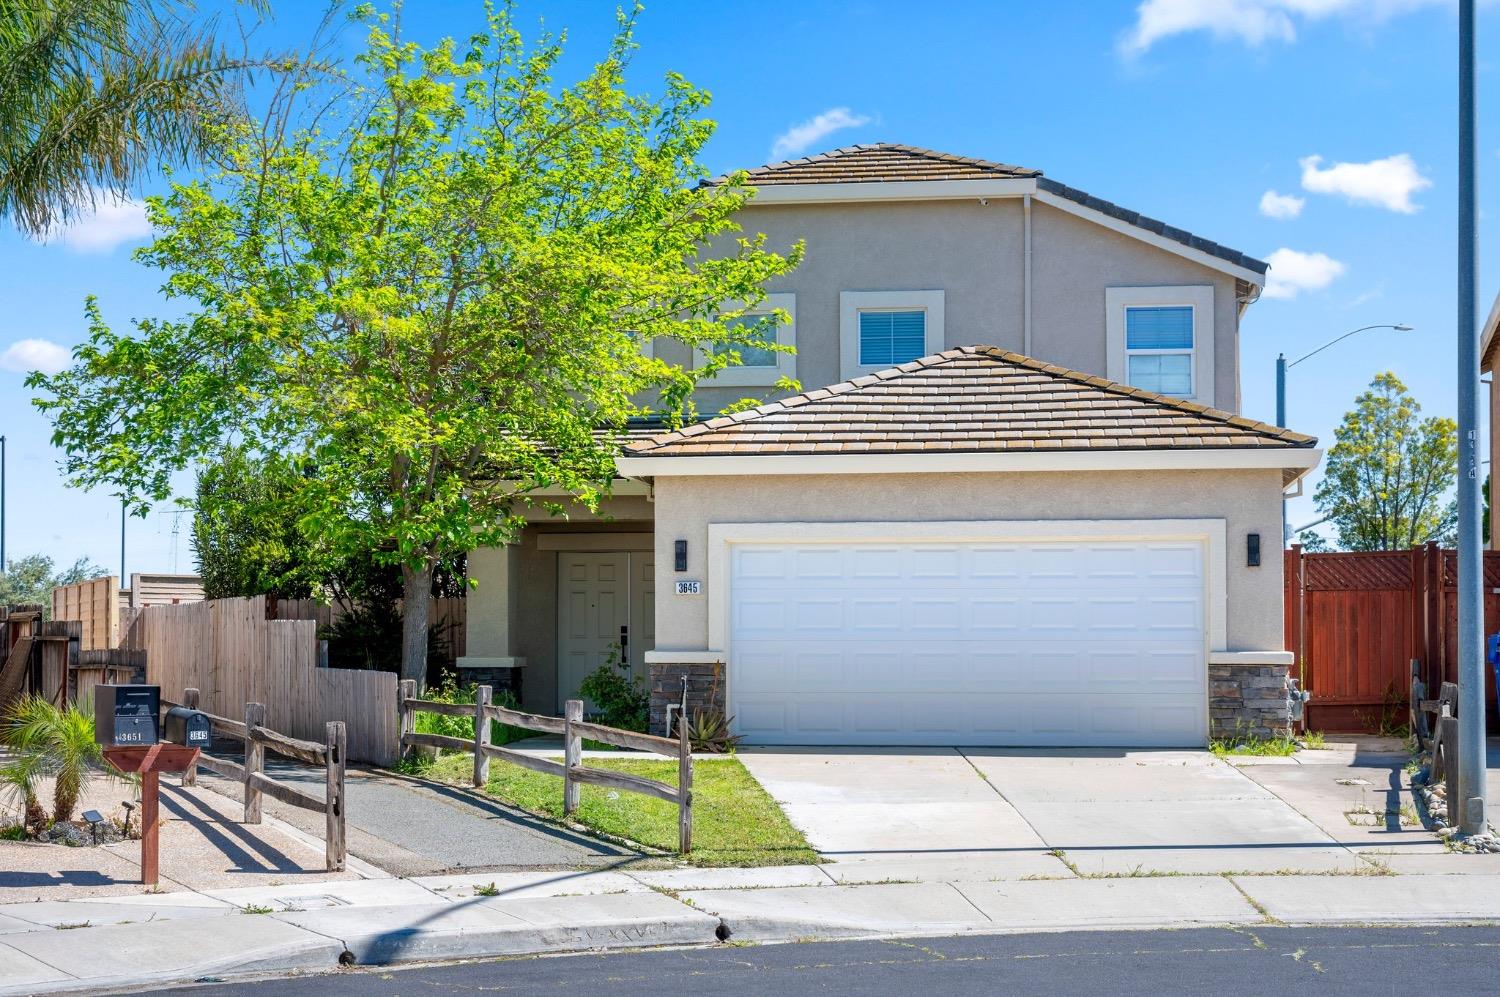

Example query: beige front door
[556,552,655,711]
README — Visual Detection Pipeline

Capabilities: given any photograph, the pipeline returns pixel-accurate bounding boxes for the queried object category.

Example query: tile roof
[708,143,1266,276]
[715,143,1040,186]
[625,347,1317,458]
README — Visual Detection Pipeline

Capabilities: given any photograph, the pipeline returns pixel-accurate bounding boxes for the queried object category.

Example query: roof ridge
[710,143,1042,186]
[967,346,1315,445]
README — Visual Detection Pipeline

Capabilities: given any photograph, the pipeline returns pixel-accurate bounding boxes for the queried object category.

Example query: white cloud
[34,193,152,253]
[770,107,872,160]
[1298,153,1432,213]
[1259,189,1305,219]
[1263,247,1347,299]
[0,338,71,375]
[1120,0,1446,56]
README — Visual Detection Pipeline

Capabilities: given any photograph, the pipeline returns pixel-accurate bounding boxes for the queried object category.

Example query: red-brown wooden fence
[1286,542,1500,732]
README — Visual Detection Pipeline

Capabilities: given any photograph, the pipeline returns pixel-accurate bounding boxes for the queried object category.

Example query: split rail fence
[398,681,695,854]
[171,688,347,871]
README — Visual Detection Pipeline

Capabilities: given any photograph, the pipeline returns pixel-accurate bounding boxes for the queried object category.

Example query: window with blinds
[858,310,927,367]
[1125,305,1194,396]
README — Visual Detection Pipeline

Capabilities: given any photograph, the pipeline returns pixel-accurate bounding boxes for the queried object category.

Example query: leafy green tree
[1313,372,1457,551]
[192,448,319,601]
[0,0,285,235]
[0,553,108,613]
[30,4,802,688]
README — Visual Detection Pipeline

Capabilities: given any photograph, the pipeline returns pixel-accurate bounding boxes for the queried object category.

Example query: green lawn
[424,753,817,867]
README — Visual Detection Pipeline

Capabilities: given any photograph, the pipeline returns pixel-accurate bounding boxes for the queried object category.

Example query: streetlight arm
[1287,324,1409,368]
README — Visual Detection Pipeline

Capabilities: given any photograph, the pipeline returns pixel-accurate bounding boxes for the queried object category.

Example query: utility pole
[1455,0,1487,836]
[119,498,127,589]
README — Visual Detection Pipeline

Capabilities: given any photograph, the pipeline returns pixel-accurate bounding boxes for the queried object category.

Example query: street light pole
[1455,0,1487,836]
[1275,324,1413,546]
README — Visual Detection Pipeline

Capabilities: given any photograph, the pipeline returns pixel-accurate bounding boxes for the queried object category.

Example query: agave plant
[2,696,104,824]
[681,709,742,754]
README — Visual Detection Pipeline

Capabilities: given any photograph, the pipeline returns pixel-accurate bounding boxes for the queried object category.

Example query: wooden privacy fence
[172,688,347,871]
[51,576,119,651]
[137,597,398,765]
[398,682,695,854]
[1286,543,1500,732]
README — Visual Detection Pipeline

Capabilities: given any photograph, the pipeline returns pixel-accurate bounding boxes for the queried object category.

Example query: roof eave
[616,447,1323,478]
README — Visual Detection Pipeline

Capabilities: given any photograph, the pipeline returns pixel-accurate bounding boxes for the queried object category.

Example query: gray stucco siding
[676,197,1242,416]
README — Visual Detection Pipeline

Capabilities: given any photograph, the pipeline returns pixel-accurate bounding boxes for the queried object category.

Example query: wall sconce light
[1247,533,1261,567]
[674,539,688,572]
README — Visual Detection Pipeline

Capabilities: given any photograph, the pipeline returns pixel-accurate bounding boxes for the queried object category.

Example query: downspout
[1023,193,1033,357]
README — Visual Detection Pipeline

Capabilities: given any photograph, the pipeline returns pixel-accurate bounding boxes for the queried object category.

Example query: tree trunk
[401,562,433,690]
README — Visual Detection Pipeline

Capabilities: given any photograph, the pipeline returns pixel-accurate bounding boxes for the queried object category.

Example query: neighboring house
[1481,292,1500,547]
[459,144,1320,747]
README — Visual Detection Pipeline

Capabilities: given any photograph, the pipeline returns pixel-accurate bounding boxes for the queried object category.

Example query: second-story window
[1125,306,1194,396]
[700,291,797,388]
[1105,285,1215,406]
[717,313,780,368]
[858,310,926,367]
[839,290,945,379]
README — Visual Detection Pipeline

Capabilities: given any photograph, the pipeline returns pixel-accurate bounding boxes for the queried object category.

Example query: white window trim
[697,292,796,388]
[1105,285,1215,408]
[839,290,945,379]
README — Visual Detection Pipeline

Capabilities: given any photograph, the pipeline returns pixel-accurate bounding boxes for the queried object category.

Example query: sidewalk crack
[946,881,994,922]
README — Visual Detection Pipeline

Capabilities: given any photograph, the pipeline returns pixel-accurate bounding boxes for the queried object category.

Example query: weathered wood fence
[136,597,398,764]
[172,688,347,871]
[398,682,695,854]
[1286,543,1500,732]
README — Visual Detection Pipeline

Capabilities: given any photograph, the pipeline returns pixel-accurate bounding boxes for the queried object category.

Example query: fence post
[325,721,347,872]
[244,702,265,825]
[398,679,416,762]
[678,710,693,855]
[181,687,200,787]
[563,699,583,816]
[474,685,492,788]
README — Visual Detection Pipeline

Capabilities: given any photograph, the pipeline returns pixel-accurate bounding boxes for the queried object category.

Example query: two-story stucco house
[458,144,1321,748]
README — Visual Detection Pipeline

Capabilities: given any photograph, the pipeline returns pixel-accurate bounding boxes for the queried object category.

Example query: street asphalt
[156,925,1500,996]
[194,755,643,875]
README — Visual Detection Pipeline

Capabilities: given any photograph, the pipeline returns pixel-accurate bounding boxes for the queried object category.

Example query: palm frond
[0,0,289,234]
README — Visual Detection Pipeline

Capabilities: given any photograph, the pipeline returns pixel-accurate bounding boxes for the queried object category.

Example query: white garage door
[729,539,1207,746]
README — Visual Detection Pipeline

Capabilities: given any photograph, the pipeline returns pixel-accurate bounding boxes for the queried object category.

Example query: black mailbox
[94,685,160,747]
[163,706,211,747]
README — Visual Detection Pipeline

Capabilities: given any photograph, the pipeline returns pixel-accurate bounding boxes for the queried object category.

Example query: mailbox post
[94,685,203,886]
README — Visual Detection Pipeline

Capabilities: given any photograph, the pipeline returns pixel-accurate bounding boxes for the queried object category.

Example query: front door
[556,552,655,711]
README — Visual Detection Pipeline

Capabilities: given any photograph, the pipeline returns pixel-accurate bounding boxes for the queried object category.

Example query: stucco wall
[670,198,1243,415]
[650,468,1286,653]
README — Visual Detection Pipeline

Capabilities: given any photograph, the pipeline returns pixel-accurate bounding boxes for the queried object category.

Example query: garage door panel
[729,539,1206,746]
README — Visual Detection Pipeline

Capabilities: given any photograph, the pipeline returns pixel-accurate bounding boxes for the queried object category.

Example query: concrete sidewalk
[4,861,1500,994]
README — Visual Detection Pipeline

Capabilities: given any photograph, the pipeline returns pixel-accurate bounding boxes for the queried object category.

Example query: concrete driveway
[739,739,1446,879]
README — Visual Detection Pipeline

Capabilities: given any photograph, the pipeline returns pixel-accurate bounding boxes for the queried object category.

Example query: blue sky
[0,0,1494,575]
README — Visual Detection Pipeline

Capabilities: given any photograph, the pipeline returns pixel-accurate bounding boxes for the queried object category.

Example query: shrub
[578,648,648,733]
[413,679,529,747]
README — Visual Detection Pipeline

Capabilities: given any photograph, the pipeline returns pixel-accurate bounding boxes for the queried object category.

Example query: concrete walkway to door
[738,739,1491,882]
